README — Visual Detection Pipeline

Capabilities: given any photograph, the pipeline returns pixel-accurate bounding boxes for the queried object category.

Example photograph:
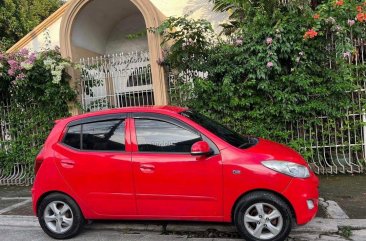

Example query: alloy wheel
[43,201,74,234]
[243,202,283,240]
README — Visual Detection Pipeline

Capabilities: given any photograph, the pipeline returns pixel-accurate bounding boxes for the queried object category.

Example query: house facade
[7,0,227,113]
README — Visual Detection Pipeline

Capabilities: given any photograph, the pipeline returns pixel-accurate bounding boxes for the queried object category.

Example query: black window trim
[67,113,128,127]
[61,114,127,153]
[132,112,219,155]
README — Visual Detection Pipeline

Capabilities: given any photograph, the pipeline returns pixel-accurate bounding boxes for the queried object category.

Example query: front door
[131,114,223,220]
[54,114,136,216]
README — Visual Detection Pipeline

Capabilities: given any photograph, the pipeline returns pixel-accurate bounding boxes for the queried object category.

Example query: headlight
[262,160,310,178]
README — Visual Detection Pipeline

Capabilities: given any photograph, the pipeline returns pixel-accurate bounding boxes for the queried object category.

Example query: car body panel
[53,143,136,216]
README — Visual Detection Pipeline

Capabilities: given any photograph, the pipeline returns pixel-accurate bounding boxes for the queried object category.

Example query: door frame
[128,112,224,220]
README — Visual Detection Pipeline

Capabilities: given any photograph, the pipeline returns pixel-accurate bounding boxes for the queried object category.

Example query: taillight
[34,149,44,175]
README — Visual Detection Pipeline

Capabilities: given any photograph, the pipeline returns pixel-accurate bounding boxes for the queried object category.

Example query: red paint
[32,106,318,225]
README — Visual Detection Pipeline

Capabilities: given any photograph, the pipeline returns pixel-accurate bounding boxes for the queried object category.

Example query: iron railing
[0,99,34,185]
[79,51,155,112]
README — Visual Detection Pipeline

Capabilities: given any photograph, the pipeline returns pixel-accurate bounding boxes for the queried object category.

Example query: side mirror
[191,141,212,156]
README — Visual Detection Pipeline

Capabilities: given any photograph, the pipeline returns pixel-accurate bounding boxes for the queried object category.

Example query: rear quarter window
[61,119,125,151]
[63,125,81,149]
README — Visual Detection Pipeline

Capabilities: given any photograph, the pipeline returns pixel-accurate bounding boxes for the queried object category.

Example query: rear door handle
[60,160,75,168]
[140,164,155,173]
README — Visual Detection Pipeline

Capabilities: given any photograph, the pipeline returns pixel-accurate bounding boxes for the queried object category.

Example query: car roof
[56,106,188,124]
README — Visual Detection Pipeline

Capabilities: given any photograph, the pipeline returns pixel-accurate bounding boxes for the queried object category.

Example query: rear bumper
[282,173,319,225]
[31,187,38,216]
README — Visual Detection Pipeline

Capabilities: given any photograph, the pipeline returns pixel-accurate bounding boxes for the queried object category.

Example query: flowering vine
[0,48,79,86]
[0,48,78,174]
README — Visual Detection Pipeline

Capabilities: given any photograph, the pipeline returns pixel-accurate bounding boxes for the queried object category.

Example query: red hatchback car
[32,106,318,241]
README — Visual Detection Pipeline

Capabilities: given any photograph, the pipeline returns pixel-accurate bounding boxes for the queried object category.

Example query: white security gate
[80,51,155,112]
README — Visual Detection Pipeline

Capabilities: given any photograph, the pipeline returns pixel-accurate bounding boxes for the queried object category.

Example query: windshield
[181,110,258,149]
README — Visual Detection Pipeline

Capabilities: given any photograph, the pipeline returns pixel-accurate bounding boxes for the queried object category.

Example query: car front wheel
[234,191,293,241]
[38,193,84,239]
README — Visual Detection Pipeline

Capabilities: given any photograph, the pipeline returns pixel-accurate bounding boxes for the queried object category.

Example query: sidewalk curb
[319,198,350,219]
[0,216,360,234]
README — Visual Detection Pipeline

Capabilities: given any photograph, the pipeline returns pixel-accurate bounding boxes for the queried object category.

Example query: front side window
[181,110,258,149]
[62,119,125,151]
[135,119,201,153]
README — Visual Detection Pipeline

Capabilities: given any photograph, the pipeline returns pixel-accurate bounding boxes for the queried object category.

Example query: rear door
[54,114,136,216]
[131,113,223,220]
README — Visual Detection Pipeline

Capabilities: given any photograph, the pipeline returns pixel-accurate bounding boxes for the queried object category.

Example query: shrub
[0,49,77,174]
[156,0,365,156]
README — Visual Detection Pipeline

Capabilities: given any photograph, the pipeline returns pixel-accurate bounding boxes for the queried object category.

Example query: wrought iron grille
[287,38,366,174]
[79,51,155,112]
[0,98,34,186]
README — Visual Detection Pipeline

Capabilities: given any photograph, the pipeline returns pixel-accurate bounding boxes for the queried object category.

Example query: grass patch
[339,226,352,239]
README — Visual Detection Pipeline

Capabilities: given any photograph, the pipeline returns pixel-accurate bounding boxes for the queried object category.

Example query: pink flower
[8,59,17,66]
[348,19,355,26]
[19,48,29,56]
[235,39,243,46]
[267,62,274,68]
[8,69,15,76]
[28,53,36,63]
[16,73,26,80]
[266,37,273,45]
[343,51,351,58]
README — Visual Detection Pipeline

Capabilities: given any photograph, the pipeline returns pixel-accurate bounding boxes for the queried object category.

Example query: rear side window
[135,119,201,153]
[62,119,125,151]
[82,120,125,151]
[63,125,81,149]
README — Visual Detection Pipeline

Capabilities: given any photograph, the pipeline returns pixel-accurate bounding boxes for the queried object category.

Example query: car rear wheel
[234,191,293,241]
[38,193,84,239]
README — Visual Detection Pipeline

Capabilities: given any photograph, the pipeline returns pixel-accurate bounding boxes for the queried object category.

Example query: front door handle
[140,164,155,173]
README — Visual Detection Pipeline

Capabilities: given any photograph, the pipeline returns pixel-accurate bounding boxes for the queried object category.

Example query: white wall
[150,0,228,33]
[23,18,62,52]
[71,0,141,55]
[20,0,228,54]
[105,13,148,54]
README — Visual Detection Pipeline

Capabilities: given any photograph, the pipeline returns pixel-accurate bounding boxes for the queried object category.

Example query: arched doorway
[60,0,168,112]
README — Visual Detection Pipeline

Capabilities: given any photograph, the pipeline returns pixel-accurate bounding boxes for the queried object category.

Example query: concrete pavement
[0,215,366,240]
[1,186,365,240]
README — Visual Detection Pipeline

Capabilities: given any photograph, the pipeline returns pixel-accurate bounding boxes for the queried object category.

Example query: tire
[233,191,293,241]
[37,193,84,239]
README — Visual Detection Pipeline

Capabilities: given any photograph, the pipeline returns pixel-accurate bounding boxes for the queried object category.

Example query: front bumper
[282,173,319,225]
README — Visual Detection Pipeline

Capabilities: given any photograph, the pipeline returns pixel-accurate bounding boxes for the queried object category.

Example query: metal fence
[0,99,34,186]
[79,51,155,112]
[284,38,366,174]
